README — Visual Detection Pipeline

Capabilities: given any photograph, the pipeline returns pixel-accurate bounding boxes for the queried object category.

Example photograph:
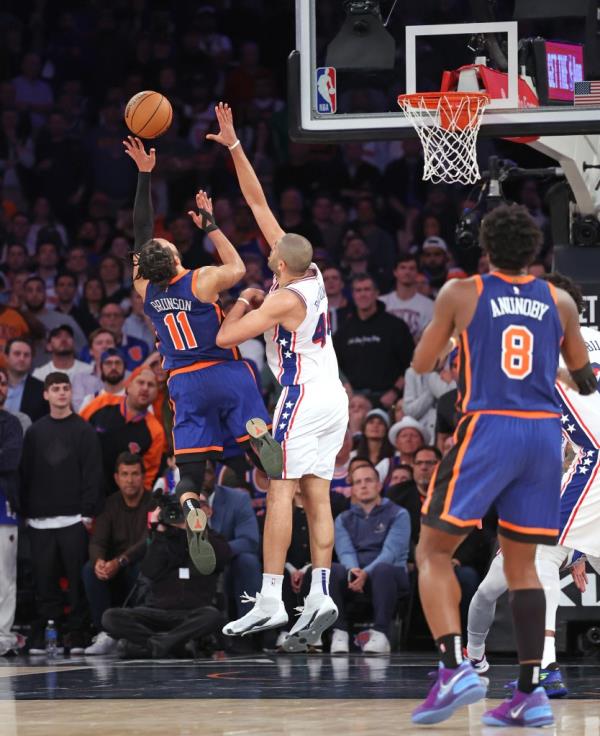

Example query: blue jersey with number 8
[144,269,239,369]
[458,272,563,415]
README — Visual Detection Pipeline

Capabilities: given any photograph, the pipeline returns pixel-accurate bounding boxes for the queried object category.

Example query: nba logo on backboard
[316,67,336,114]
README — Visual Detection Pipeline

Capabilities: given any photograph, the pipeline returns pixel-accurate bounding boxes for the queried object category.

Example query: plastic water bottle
[44,620,58,657]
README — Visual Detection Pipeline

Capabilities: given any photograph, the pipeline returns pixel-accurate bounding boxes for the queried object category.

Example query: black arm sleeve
[133,172,154,253]
[570,363,597,395]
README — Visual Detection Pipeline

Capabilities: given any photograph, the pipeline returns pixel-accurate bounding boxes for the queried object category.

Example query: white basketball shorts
[272,380,348,480]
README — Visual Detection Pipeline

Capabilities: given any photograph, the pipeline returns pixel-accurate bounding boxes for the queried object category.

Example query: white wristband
[237,297,250,307]
[228,139,241,151]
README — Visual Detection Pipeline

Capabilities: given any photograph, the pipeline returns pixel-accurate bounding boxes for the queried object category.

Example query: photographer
[101,489,230,658]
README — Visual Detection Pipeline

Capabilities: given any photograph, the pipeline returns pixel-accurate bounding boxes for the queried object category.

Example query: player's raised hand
[188,190,219,233]
[206,102,238,148]
[123,136,156,172]
[240,287,265,309]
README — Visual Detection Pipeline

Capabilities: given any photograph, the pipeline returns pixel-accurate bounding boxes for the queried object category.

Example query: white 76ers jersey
[265,264,340,386]
[558,325,600,451]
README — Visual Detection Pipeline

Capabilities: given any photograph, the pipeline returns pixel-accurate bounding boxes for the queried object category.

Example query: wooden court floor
[1,654,599,735]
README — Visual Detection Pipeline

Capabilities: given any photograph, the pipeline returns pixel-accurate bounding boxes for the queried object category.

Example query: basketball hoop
[397,92,490,185]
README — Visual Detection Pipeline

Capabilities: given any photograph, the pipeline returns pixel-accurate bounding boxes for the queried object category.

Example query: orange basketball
[124,91,173,139]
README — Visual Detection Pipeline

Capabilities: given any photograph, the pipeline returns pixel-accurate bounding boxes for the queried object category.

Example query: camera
[151,484,183,526]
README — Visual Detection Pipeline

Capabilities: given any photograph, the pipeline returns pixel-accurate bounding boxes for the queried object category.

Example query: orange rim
[397,91,490,110]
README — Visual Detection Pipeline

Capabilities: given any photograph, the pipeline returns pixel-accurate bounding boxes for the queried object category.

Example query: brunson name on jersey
[150,298,192,313]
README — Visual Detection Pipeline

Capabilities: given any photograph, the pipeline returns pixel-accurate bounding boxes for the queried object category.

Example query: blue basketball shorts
[167,360,271,462]
[422,412,562,545]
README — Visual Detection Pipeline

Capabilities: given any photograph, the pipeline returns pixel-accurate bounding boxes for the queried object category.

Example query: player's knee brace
[174,460,206,502]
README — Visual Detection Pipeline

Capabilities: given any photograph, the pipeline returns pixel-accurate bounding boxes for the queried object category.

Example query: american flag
[574,81,600,106]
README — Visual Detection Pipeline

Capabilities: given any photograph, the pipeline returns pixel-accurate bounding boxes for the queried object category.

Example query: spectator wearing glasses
[388,445,442,548]
[329,463,410,654]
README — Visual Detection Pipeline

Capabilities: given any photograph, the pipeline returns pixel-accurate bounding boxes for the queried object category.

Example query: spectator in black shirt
[334,275,414,408]
[21,372,103,654]
[83,452,155,655]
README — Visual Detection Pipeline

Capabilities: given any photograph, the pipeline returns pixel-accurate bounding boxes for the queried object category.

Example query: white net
[397,93,489,185]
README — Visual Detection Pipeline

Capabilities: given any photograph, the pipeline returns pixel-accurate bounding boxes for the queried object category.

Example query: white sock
[309,567,330,598]
[260,573,283,600]
[541,635,556,669]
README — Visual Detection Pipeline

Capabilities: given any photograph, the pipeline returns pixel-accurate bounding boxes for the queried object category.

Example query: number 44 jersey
[265,263,348,481]
[265,264,341,387]
[144,269,239,370]
[458,272,563,416]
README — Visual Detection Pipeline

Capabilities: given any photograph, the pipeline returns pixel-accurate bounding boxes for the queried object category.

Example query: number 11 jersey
[144,269,239,370]
[458,272,563,416]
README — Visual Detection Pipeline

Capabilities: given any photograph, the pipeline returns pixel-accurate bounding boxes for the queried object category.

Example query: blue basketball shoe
[482,686,554,727]
[505,665,568,698]
[412,660,487,725]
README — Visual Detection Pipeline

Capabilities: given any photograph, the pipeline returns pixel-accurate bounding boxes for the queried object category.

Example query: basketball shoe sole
[282,597,339,653]
[186,507,216,575]
[246,418,283,479]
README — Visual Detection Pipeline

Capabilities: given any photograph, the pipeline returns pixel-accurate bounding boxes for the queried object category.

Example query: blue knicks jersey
[458,273,563,415]
[143,270,239,370]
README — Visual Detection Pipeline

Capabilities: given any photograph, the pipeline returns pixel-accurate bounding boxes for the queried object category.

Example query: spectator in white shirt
[379,254,434,340]
[32,325,92,382]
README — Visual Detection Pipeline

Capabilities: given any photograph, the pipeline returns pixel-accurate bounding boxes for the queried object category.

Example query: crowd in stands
[0,0,553,658]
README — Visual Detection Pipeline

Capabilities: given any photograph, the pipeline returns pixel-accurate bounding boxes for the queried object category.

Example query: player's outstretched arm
[557,288,597,394]
[206,102,284,249]
[411,281,459,374]
[216,288,298,348]
[189,190,245,303]
[124,136,156,295]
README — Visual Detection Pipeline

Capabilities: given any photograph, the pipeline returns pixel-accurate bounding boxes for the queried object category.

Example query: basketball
[124,91,172,139]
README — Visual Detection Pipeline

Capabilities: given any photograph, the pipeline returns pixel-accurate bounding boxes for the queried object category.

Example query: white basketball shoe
[222,592,288,637]
[282,595,338,653]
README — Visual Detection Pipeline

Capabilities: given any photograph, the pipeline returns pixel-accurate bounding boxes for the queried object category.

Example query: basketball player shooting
[123,136,282,577]
[207,103,349,650]
[409,205,595,727]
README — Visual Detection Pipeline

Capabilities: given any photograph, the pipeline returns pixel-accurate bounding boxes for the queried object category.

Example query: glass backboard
[290,0,600,141]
